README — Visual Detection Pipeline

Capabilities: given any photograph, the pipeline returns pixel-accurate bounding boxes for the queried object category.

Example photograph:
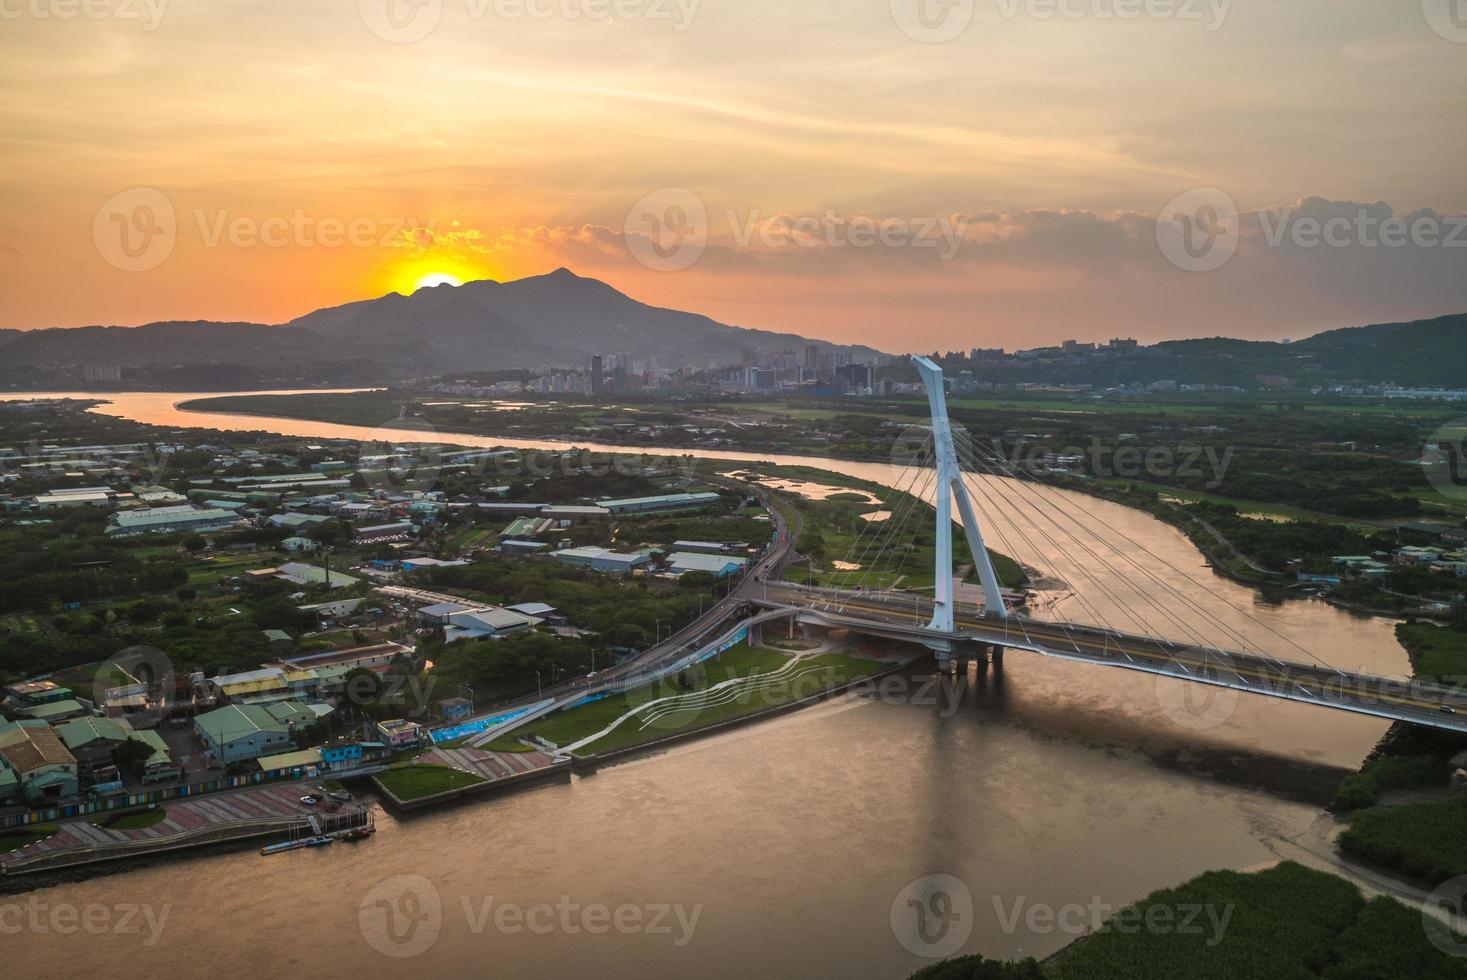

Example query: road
[748,581,1467,734]
[451,477,801,744]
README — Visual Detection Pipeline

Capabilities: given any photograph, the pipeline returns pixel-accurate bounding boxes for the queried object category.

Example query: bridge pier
[991,645,1005,670]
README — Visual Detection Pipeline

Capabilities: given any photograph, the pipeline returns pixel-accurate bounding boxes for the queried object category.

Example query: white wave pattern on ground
[559,655,825,754]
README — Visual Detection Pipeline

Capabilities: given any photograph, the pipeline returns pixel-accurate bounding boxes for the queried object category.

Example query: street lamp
[535,670,542,699]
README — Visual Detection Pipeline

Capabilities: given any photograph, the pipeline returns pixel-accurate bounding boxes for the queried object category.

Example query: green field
[1395,623,1467,686]
[488,645,885,755]
[375,764,487,800]
[93,808,167,831]
[0,824,59,853]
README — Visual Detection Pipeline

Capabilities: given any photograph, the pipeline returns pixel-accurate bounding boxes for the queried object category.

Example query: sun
[414,273,463,291]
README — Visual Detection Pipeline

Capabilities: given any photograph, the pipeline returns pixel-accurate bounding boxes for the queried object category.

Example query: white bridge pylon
[913,355,1008,631]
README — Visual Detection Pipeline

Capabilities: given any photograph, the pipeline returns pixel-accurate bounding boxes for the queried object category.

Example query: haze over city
[3,1,1466,350]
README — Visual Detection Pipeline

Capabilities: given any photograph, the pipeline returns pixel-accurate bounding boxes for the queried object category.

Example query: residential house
[0,719,79,803]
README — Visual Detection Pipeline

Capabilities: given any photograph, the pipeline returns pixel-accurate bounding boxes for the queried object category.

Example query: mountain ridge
[0,269,881,386]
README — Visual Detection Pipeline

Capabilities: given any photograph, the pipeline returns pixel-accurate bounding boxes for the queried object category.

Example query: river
[3,391,1409,979]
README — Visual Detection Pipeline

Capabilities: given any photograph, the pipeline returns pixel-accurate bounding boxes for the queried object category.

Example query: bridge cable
[951,466,1102,655]
[819,436,932,597]
[957,431,1341,677]
[954,434,1228,652]
[954,429,1264,675]
[955,451,1173,659]
[840,461,940,609]
[819,441,935,612]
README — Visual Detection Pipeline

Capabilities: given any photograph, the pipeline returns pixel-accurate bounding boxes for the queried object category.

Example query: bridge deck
[748,584,1467,734]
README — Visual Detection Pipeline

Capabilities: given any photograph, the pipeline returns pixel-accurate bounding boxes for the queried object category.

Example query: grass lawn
[92,808,167,831]
[489,645,885,755]
[0,824,59,853]
[185,551,277,586]
[376,764,486,800]
[1396,622,1467,687]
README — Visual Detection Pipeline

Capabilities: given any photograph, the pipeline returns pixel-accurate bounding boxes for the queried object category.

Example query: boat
[260,834,334,856]
[331,825,376,842]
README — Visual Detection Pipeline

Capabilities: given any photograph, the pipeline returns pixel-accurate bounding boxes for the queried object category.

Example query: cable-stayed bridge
[736,356,1467,734]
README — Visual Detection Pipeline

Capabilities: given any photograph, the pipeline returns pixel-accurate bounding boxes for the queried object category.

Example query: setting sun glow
[414,273,463,291]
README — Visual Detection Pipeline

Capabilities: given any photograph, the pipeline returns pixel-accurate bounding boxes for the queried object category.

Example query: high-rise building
[591,356,604,396]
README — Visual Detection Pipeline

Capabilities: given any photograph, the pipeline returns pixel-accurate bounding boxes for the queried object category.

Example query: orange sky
[2,1,1464,350]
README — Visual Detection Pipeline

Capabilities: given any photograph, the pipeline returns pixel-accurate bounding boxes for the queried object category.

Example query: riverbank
[0,784,371,890]
[169,391,1445,625]
[914,861,1466,979]
[1327,622,1467,889]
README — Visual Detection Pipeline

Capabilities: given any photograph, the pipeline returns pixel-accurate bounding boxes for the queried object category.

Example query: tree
[114,737,155,775]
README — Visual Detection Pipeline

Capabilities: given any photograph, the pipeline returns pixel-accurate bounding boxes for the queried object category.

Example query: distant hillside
[0,274,1461,390]
[1147,315,1467,387]
[286,268,881,369]
[1289,314,1467,386]
[0,269,880,388]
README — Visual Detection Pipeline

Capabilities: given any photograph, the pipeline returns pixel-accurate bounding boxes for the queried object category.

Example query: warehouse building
[108,505,242,537]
